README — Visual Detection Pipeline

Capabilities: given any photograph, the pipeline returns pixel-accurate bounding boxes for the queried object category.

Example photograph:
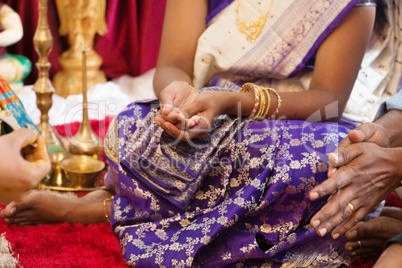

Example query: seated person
[0,3,31,91]
[2,0,398,267]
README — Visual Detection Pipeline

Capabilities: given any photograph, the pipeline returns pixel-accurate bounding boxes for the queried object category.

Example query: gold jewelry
[103,196,114,223]
[179,81,198,94]
[240,83,260,119]
[255,86,265,120]
[259,87,271,119]
[235,0,275,42]
[267,87,281,119]
[347,203,355,213]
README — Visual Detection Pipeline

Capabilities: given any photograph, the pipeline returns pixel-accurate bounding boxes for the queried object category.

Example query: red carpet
[0,216,126,267]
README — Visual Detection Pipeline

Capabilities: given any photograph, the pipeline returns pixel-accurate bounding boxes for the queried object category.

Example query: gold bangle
[255,86,265,120]
[240,83,260,119]
[267,88,282,119]
[260,87,271,119]
[103,196,114,223]
[179,81,198,94]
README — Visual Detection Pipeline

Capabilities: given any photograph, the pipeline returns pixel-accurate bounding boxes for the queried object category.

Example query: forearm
[223,87,343,122]
[277,89,344,121]
[375,109,402,147]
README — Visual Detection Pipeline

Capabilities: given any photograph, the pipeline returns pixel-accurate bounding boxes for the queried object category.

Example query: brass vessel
[32,0,65,149]
[67,43,102,156]
[47,152,68,187]
[59,155,105,189]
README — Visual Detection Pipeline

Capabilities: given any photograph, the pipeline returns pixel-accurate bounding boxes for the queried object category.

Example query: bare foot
[0,189,112,225]
[345,215,402,258]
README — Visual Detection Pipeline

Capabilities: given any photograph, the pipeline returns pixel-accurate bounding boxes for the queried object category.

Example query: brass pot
[59,155,105,189]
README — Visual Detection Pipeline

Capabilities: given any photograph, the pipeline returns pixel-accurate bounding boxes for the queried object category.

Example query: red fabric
[385,191,402,208]
[0,216,126,267]
[1,0,166,84]
[54,116,113,140]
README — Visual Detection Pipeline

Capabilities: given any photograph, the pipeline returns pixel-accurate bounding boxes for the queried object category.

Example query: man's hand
[0,128,51,204]
[309,122,401,239]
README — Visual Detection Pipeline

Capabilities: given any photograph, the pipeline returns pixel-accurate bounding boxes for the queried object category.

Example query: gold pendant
[237,15,267,42]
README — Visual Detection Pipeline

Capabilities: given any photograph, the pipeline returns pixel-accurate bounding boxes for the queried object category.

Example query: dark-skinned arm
[159,6,376,141]
[309,108,402,239]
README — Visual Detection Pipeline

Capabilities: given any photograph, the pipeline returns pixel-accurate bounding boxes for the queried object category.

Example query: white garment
[343,0,402,122]
[17,69,156,126]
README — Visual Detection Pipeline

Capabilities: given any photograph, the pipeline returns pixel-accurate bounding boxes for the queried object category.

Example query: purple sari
[104,88,353,267]
[102,0,371,266]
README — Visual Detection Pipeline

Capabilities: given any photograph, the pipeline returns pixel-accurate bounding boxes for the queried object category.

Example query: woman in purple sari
[2,0,389,267]
[104,1,375,266]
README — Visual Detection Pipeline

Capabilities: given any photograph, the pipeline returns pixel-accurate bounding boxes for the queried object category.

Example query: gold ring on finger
[347,203,355,213]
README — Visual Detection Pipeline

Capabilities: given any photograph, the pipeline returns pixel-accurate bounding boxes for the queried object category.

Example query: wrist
[223,92,255,117]
[394,148,402,182]
[178,81,198,94]
[375,109,402,147]
[238,83,282,120]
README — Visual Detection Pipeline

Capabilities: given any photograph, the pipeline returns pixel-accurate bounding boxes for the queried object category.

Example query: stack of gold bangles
[240,83,282,120]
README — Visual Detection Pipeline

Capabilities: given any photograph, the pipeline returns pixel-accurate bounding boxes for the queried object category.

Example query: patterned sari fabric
[103,0,379,267]
[105,91,352,267]
[0,75,38,134]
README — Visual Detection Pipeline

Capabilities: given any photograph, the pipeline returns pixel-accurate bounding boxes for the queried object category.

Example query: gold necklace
[235,0,275,42]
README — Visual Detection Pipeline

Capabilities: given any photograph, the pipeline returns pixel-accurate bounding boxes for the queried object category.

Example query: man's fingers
[8,128,38,148]
[24,136,51,179]
[347,129,367,143]
[336,136,351,152]
[30,159,52,179]
[310,166,354,201]
[336,123,372,151]
[328,143,363,168]
[331,208,368,238]
[311,195,363,238]
[33,137,49,161]
[310,187,356,228]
